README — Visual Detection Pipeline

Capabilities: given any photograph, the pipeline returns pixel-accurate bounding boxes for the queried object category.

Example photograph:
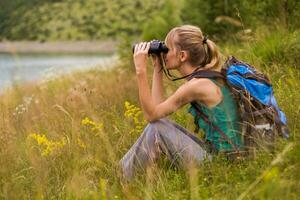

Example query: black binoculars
[132,40,168,55]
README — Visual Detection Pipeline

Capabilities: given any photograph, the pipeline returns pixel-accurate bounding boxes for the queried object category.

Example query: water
[0,52,116,91]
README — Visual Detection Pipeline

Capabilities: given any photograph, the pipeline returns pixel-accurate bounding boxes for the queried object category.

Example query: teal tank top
[188,79,243,152]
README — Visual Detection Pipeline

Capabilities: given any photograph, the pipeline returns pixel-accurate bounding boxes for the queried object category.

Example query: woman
[119,25,243,181]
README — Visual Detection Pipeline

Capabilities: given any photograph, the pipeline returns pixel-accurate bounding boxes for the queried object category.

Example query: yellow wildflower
[263,167,279,181]
[81,117,96,126]
[28,133,66,156]
[124,101,146,134]
[77,138,86,149]
[81,117,103,132]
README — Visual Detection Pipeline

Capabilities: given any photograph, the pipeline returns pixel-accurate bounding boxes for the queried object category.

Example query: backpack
[189,56,289,155]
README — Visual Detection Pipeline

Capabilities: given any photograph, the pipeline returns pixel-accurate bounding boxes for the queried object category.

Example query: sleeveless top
[188,79,243,152]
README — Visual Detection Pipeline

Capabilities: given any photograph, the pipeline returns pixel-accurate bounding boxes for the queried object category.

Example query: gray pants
[119,118,210,181]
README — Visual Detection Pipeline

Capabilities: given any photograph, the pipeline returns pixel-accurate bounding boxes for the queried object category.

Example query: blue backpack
[189,56,289,153]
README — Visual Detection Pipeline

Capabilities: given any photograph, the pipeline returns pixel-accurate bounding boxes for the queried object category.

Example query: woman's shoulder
[182,78,222,104]
[187,78,218,91]
[175,78,212,97]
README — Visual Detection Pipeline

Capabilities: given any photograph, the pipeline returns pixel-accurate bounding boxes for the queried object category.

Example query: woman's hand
[133,42,150,75]
[151,53,163,70]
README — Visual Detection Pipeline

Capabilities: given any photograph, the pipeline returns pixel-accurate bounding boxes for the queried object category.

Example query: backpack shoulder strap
[191,101,239,152]
[187,70,225,81]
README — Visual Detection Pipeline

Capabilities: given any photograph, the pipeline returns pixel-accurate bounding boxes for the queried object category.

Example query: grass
[0,28,299,199]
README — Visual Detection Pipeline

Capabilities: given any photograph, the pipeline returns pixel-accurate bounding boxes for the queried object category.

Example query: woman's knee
[144,118,169,136]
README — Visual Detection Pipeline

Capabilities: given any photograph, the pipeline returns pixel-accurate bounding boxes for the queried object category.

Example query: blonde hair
[165,25,222,71]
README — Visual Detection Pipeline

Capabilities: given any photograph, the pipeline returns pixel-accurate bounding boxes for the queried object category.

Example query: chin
[165,63,172,69]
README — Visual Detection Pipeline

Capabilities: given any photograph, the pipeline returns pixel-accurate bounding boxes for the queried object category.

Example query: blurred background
[1,0,299,41]
[0,0,299,91]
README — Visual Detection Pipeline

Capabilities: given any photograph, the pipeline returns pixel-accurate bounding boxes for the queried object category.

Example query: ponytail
[203,39,222,71]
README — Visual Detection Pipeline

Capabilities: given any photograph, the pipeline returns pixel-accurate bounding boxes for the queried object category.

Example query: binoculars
[132,40,168,55]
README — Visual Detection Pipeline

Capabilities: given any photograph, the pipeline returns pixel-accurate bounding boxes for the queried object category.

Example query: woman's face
[164,37,181,70]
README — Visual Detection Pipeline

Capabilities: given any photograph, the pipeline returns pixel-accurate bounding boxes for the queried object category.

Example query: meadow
[0,28,299,199]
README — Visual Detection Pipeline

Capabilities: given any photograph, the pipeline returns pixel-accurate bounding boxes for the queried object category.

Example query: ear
[179,50,188,62]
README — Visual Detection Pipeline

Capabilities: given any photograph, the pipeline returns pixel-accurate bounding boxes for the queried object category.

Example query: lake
[0,52,117,91]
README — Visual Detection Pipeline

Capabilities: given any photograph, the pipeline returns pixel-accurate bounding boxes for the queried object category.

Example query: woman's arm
[138,76,200,122]
[151,54,165,105]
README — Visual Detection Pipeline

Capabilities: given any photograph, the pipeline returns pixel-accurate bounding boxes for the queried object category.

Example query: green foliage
[1,0,299,41]
[0,0,161,41]
[141,0,182,41]
[180,0,300,40]
[180,0,211,30]
[250,29,300,68]
[249,0,300,30]
[180,0,244,39]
